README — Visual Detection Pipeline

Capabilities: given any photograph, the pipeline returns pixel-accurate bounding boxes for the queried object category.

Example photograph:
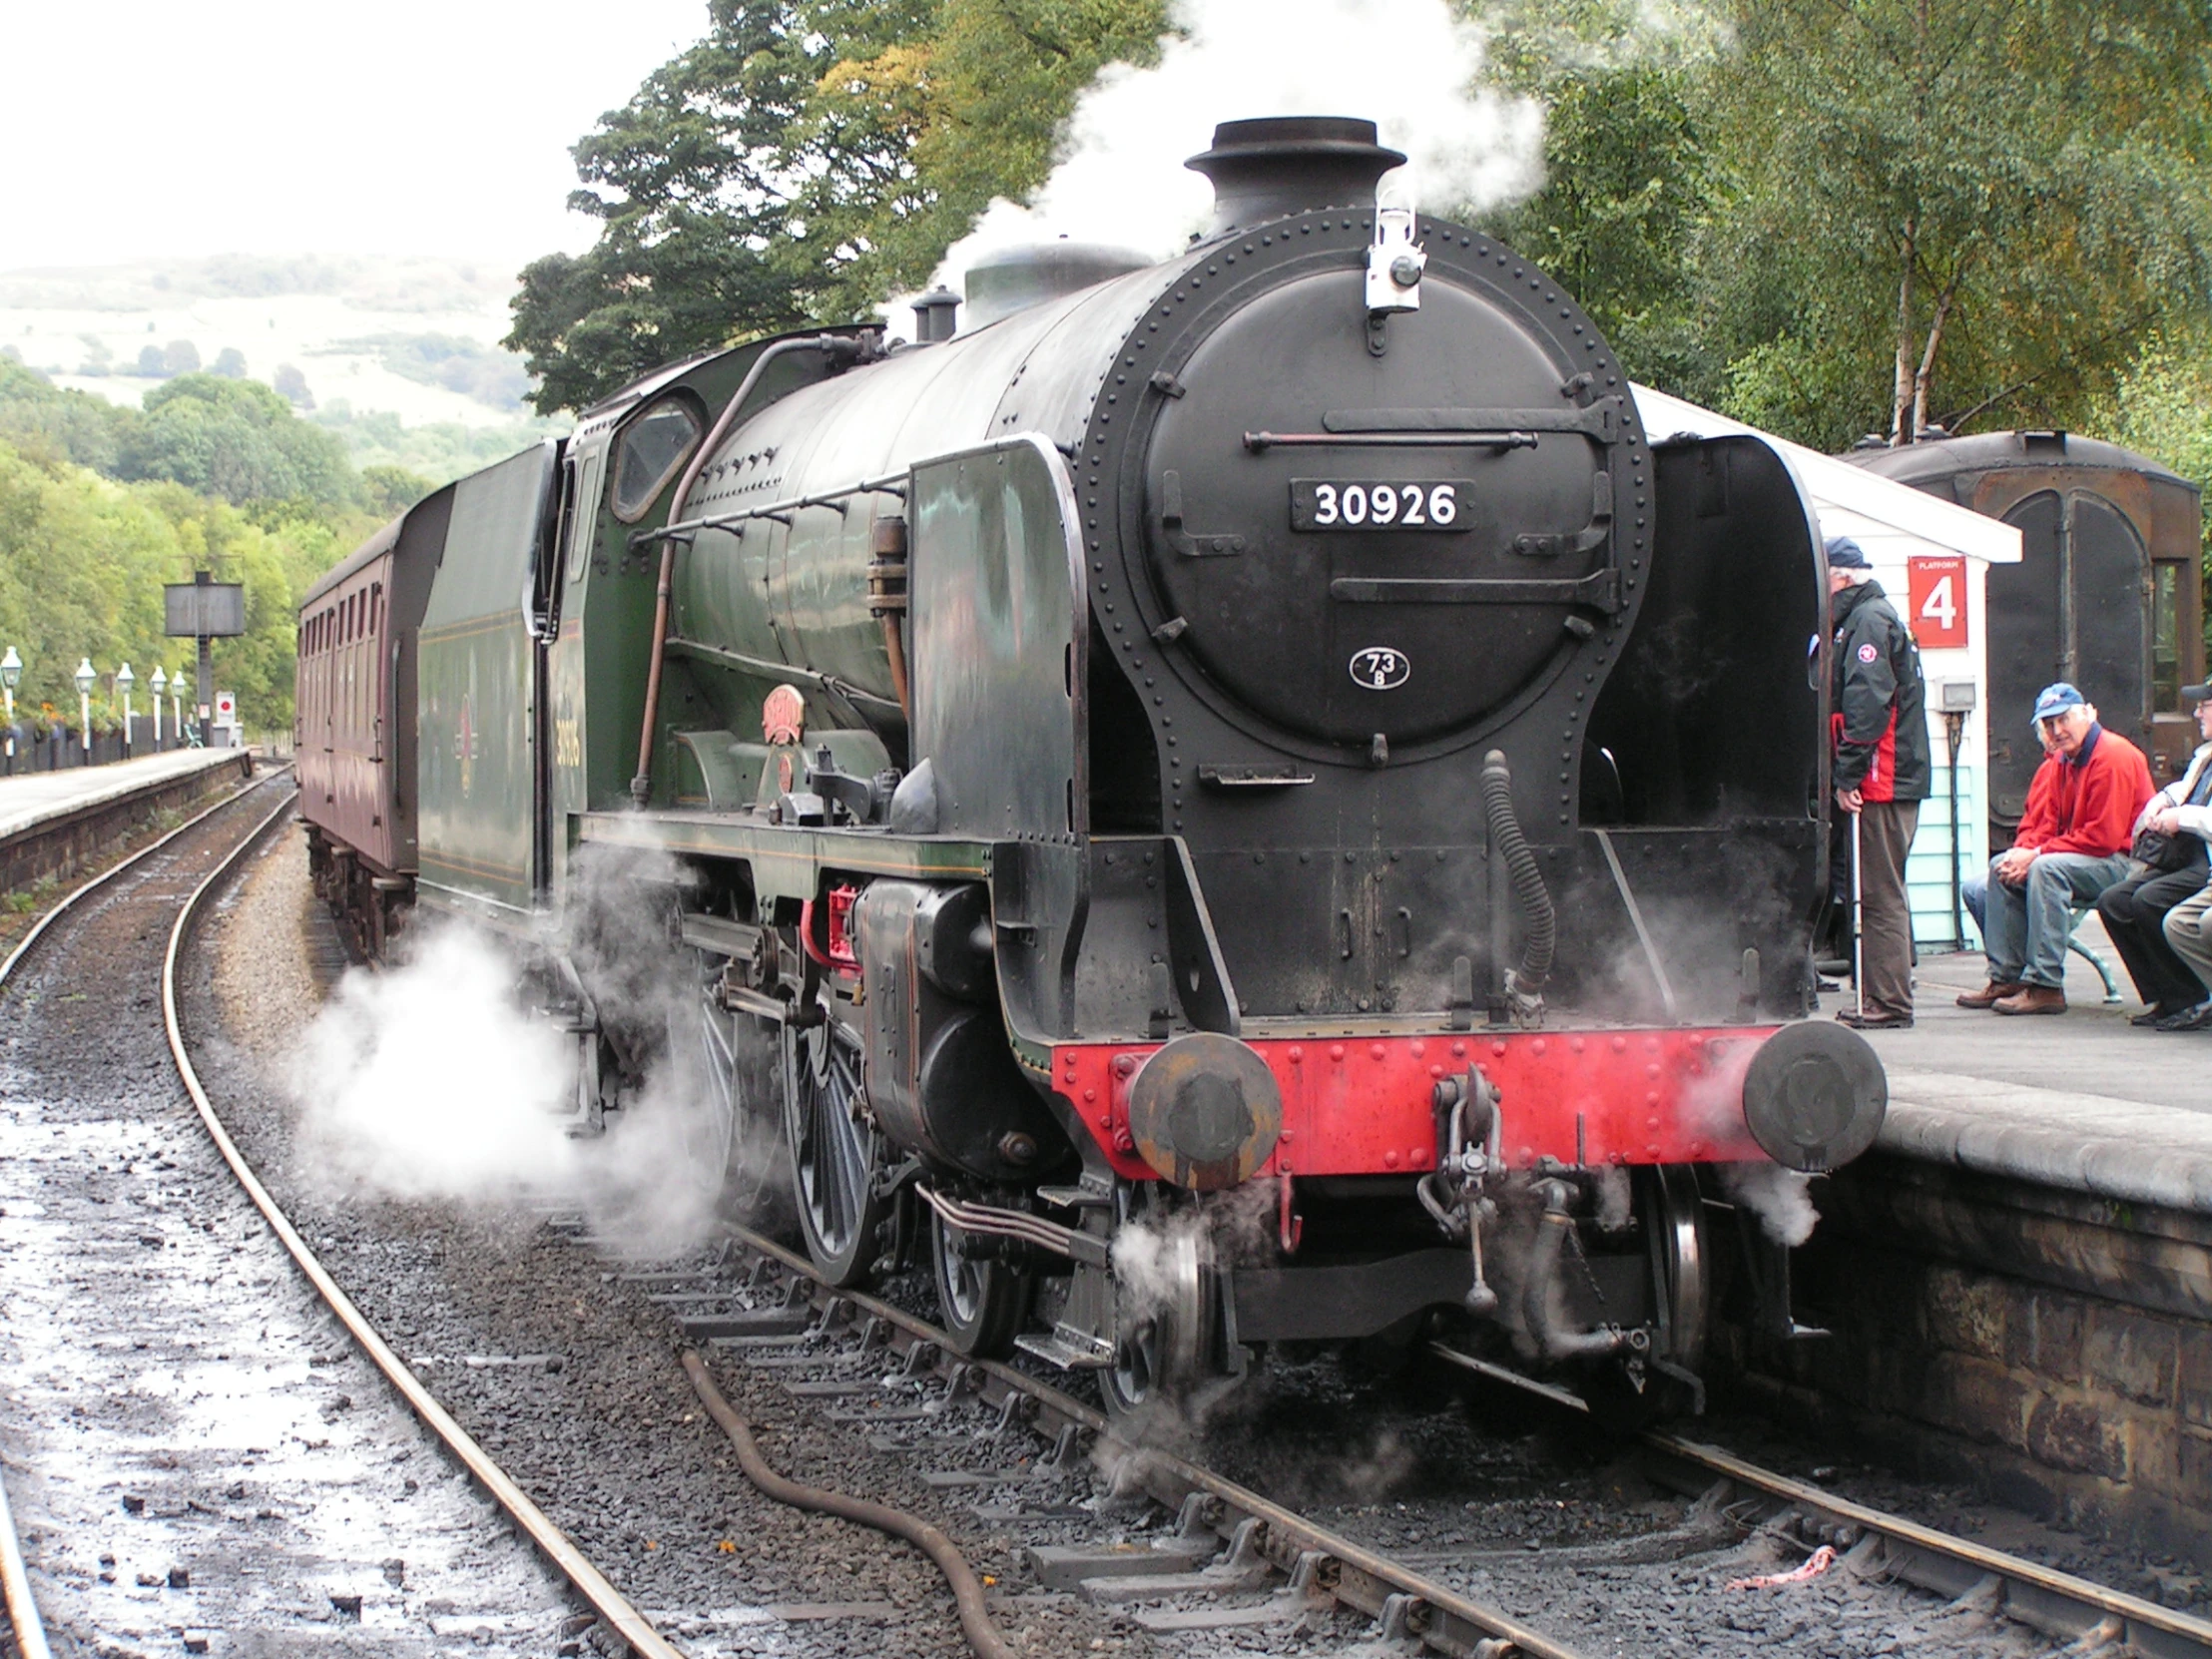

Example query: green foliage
[507,0,1167,412]
[210,347,248,378]
[0,440,367,731]
[0,359,126,473]
[1689,0,2212,449]
[360,464,437,517]
[119,374,357,508]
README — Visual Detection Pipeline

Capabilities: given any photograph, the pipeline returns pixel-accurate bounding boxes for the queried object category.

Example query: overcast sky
[2,0,712,273]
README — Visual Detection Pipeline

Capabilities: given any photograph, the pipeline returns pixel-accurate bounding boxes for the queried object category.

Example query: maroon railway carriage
[296,484,451,952]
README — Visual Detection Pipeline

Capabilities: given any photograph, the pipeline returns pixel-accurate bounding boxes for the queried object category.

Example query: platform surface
[1852,915,2212,1212]
[0,749,242,843]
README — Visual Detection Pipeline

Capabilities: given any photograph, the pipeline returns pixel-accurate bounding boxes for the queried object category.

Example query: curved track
[159,788,686,1659]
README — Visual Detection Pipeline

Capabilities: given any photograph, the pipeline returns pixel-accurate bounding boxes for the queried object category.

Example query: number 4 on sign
[1908,555,1968,648]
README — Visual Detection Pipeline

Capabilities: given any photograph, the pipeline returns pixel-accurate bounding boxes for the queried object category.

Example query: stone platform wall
[1711,1154,2212,1557]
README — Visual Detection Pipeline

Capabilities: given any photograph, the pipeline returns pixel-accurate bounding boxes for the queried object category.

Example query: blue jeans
[1978,851,2134,988]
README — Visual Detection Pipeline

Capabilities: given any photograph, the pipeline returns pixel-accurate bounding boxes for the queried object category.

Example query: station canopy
[1632,385,2022,570]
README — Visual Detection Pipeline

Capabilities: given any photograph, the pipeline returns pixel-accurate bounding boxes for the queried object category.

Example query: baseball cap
[1825,536,1871,570]
[2033,682,2087,721]
[2183,683,2211,705]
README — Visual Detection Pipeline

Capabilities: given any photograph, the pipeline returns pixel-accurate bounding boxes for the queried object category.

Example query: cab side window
[609,397,703,524]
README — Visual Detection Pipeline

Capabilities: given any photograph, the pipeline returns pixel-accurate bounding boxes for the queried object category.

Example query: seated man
[2099,682,2212,1027]
[1959,684,2153,1015]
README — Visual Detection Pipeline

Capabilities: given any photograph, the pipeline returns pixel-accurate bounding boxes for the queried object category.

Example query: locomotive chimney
[1185,116,1406,237]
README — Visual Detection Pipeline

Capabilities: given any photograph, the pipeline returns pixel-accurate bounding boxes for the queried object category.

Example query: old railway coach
[298,117,1888,1428]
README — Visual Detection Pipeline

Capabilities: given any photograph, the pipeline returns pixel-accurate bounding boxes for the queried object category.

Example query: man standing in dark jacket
[1828,537,1929,1028]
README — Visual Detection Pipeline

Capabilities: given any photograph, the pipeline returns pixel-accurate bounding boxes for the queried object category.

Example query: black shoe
[1837,1009,1913,1030]
[2155,1002,2212,1031]
[2132,1005,2185,1027]
[1816,977,1843,993]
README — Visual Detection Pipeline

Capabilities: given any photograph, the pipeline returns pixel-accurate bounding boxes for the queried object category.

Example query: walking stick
[1851,809,1866,1021]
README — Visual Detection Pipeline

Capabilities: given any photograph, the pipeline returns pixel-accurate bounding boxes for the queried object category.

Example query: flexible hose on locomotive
[1480,750,1554,991]
[680,1351,1017,1659]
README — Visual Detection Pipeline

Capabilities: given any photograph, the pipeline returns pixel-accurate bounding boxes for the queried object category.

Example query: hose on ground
[680,1350,1017,1659]
[1480,750,1555,992]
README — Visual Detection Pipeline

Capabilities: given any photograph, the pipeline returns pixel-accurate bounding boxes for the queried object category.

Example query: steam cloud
[289,851,767,1257]
[1722,1161,1818,1248]
[917,0,1543,304]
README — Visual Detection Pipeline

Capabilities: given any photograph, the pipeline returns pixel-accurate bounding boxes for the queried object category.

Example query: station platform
[0,749,252,895]
[0,749,247,842]
[1853,918,2212,1213]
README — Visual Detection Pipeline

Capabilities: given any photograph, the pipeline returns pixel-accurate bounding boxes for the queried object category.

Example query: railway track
[1427,1346,2212,1659]
[6,772,2195,1658]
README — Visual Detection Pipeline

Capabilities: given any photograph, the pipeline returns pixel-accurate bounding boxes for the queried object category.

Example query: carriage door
[2066,492,2150,759]
[1985,494,2063,839]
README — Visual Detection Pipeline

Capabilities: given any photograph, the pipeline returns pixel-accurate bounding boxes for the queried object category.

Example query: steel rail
[723,1224,1581,1659]
[1427,1342,2212,1658]
[161,791,689,1659]
[0,764,286,1659]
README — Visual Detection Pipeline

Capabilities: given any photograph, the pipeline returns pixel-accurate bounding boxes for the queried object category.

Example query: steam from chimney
[923,0,1542,299]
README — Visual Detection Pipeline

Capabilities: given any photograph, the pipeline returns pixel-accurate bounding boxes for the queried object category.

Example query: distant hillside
[0,255,554,446]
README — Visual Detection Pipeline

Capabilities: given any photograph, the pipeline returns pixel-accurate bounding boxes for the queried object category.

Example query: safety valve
[1366,207,1425,315]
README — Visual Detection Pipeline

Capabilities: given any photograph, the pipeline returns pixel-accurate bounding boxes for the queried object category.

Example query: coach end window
[2153,559,2181,712]
[609,396,703,524]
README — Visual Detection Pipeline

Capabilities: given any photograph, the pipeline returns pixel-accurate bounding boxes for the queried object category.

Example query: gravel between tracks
[187,824,1151,1659]
[0,788,577,1658]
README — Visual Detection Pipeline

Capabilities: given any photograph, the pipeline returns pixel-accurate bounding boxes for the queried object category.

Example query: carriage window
[610,396,703,523]
[2153,560,2181,712]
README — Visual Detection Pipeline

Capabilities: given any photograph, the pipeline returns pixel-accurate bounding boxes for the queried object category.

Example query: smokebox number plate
[1291,479,1468,531]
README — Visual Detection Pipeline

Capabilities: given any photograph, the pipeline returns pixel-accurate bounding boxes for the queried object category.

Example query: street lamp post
[151,665,167,750]
[116,663,134,759]
[0,646,20,773]
[74,658,95,767]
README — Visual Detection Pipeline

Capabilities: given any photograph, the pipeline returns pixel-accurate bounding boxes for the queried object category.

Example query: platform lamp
[116,662,134,759]
[170,666,187,747]
[74,658,95,766]
[150,665,167,750]
[1,646,20,771]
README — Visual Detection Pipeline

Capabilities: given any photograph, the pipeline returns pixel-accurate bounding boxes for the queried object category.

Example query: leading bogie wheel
[781,992,886,1288]
[928,1211,1030,1358]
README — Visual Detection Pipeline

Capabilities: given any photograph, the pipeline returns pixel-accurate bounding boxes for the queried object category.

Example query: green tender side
[417,444,556,913]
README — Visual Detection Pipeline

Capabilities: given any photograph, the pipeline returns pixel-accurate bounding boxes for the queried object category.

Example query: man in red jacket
[1959,683,2154,1015]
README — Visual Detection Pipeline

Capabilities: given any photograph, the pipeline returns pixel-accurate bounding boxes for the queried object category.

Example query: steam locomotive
[298,116,1888,1426]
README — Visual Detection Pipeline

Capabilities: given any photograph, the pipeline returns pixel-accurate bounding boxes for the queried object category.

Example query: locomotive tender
[298,117,1888,1424]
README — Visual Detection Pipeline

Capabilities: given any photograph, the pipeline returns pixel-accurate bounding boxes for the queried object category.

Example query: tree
[1476,0,1715,391]
[506,1,871,413]
[1694,0,2212,450]
[507,0,1168,412]
[211,347,248,377]
[136,344,167,378]
[162,340,202,377]
[272,362,313,409]
[119,375,357,508]
[361,463,435,517]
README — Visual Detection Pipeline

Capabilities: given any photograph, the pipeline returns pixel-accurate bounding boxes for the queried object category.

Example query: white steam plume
[1722,1162,1819,1248]
[290,853,776,1259]
[920,0,1544,302]
[291,926,578,1201]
